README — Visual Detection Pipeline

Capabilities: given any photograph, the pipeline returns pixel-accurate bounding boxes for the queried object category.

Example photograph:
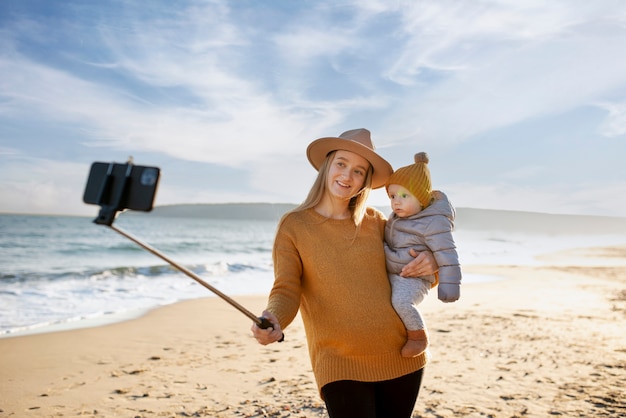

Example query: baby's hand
[438,283,460,303]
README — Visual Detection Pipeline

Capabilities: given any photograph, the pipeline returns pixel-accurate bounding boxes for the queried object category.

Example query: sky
[1,0,626,218]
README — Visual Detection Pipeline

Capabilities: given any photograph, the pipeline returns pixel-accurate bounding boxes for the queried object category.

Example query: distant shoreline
[146,202,297,221]
[128,203,626,235]
[3,204,626,234]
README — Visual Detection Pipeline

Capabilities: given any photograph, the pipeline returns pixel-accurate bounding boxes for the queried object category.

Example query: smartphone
[83,161,160,212]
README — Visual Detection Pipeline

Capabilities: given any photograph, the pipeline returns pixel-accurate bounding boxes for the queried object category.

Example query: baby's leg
[390,275,430,357]
[390,275,429,329]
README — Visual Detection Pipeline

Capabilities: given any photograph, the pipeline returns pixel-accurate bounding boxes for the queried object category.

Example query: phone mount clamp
[92,158,135,226]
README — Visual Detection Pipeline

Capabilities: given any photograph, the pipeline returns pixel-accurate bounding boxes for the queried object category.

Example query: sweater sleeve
[266,216,304,330]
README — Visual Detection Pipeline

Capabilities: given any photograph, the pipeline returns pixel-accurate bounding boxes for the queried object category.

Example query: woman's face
[325,150,371,200]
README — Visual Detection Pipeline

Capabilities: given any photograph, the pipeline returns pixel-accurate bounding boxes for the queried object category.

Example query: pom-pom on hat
[386,152,433,208]
[307,128,393,189]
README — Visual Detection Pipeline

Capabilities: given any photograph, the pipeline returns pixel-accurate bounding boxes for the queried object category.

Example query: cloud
[375,2,626,146]
[1,1,390,166]
[443,180,626,217]
[1,0,626,216]
[0,38,313,166]
[596,99,626,138]
[0,156,92,216]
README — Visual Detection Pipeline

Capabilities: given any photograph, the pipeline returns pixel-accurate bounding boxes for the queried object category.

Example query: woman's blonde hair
[290,150,373,227]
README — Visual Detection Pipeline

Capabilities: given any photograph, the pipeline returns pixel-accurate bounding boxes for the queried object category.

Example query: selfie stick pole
[89,159,273,330]
[107,223,273,329]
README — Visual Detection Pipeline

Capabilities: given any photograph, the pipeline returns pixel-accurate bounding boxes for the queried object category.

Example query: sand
[1,246,625,417]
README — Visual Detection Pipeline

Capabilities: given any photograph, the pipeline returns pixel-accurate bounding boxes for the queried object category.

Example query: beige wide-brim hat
[306,128,393,189]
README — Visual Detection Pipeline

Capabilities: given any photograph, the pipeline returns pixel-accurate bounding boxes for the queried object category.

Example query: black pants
[321,368,424,418]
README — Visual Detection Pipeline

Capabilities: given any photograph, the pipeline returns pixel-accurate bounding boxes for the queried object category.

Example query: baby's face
[387,184,422,218]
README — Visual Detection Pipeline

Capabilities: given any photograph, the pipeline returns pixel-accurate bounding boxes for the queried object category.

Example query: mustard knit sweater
[267,207,429,395]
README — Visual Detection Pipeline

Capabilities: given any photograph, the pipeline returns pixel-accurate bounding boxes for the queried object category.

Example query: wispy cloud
[597,99,626,137]
[376,2,626,145]
[1,0,625,216]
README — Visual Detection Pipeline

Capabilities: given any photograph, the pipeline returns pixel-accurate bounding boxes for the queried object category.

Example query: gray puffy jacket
[384,191,462,302]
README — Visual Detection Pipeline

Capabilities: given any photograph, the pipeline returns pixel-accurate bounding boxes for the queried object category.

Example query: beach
[1,245,626,417]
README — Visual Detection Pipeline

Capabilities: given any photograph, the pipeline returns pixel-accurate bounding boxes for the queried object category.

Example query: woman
[251,128,438,417]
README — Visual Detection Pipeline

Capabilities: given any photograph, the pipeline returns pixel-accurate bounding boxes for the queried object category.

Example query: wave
[0,259,275,337]
[0,260,271,284]
[2,211,624,338]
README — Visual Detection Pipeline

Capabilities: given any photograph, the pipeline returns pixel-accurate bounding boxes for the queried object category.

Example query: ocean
[1,207,625,337]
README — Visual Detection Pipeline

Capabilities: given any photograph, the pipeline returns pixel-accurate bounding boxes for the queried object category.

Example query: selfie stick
[107,223,272,328]
[87,160,274,330]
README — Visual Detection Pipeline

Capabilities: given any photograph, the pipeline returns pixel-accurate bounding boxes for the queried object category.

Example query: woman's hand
[250,310,283,345]
[400,249,439,278]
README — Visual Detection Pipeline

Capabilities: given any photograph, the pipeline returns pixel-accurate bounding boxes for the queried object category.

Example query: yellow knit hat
[386,152,432,208]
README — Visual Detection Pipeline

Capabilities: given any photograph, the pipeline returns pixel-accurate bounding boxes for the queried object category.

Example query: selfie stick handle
[107,223,273,329]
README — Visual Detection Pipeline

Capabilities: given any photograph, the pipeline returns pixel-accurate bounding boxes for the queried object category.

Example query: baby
[384,152,462,357]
